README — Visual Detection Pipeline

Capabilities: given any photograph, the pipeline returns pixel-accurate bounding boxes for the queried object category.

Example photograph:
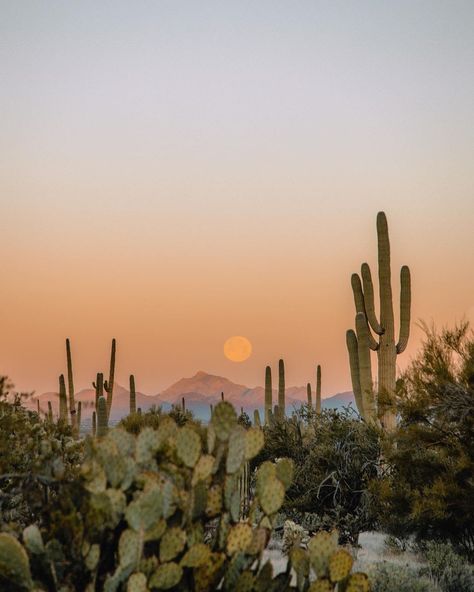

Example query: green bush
[0,379,83,533]
[369,562,437,592]
[422,542,474,592]
[374,323,474,559]
[256,407,380,544]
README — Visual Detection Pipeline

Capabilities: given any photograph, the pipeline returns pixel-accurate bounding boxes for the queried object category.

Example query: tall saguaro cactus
[58,374,68,422]
[104,338,116,421]
[316,364,322,414]
[278,359,285,417]
[93,373,104,410]
[97,396,108,438]
[65,339,76,431]
[264,366,272,425]
[129,374,136,414]
[346,212,411,431]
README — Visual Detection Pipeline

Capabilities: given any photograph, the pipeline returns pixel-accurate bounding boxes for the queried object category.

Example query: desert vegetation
[1,212,473,591]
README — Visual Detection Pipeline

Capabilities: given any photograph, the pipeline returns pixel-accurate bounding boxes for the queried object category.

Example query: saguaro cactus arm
[396,265,411,354]
[355,312,376,421]
[346,329,364,419]
[351,272,379,351]
[361,263,383,335]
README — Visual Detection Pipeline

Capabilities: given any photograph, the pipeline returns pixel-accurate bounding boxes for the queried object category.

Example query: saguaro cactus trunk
[278,359,285,417]
[264,366,272,425]
[346,212,411,431]
[306,383,312,406]
[97,396,108,438]
[316,365,322,414]
[104,339,116,421]
[66,339,76,432]
[58,374,68,422]
[129,374,136,414]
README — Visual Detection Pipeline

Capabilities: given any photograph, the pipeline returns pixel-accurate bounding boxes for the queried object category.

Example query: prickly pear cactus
[1,401,370,591]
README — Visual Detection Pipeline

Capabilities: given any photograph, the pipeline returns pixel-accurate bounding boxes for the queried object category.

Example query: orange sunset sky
[1,2,473,397]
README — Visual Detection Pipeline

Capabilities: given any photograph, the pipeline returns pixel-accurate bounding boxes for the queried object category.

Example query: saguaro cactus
[307,383,312,406]
[278,359,285,417]
[77,401,82,432]
[316,364,322,414]
[129,374,136,414]
[346,212,411,431]
[92,411,97,437]
[104,338,116,420]
[96,395,108,438]
[93,373,104,410]
[65,338,76,431]
[253,409,261,427]
[58,374,68,422]
[264,366,272,425]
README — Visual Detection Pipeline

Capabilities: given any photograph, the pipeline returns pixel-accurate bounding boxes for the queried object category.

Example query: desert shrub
[422,542,474,592]
[119,404,196,434]
[369,562,437,592]
[0,401,370,591]
[237,410,252,428]
[256,407,380,544]
[0,380,83,533]
[374,323,474,559]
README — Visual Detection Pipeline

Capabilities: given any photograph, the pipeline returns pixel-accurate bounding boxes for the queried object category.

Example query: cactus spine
[307,383,312,406]
[129,374,136,414]
[316,364,322,414]
[346,212,411,431]
[65,338,76,431]
[97,395,108,437]
[278,359,285,417]
[104,338,116,421]
[264,366,272,425]
[58,374,68,422]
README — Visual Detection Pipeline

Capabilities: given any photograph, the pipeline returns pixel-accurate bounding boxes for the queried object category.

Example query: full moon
[223,336,252,362]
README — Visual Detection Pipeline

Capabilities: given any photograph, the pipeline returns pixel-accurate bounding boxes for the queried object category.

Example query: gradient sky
[1,1,473,397]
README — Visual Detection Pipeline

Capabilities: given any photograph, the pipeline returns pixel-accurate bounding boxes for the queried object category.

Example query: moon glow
[224,336,252,362]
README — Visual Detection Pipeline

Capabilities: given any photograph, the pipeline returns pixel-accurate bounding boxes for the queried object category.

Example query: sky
[1,1,473,397]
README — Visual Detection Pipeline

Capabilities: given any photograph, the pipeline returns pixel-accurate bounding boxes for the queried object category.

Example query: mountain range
[28,371,355,423]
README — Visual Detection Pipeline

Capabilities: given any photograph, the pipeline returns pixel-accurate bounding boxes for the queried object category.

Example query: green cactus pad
[211,401,238,441]
[149,562,182,590]
[192,454,215,485]
[329,548,353,582]
[0,533,33,589]
[127,572,148,592]
[275,458,294,490]
[126,487,163,532]
[85,544,100,571]
[256,461,277,497]
[235,570,256,592]
[180,543,211,568]
[23,524,44,555]
[226,426,246,474]
[207,423,216,453]
[194,552,225,592]
[144,519,167,543]
[119,529,141,568]
[82,460,107,494]
[244,427,264,460]
[226,523,253,555]
[307,530,338,579]
[308,579,333,592]
[136,428,161,465]
[176,426,202,468]
[206,484,223,517]
[108,428,135,457]
[159,527,187,563]
[345,572,369,592]
[258,477,285,516]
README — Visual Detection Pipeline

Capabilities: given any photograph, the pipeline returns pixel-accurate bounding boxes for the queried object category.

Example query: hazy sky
[1,1,473,396]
